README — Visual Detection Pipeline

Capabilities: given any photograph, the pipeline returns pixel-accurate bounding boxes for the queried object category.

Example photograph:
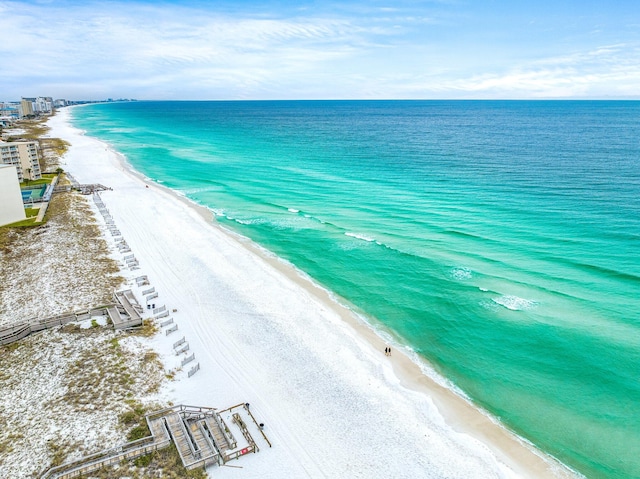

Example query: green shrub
[133,453,152,467]
[127,425,150,441]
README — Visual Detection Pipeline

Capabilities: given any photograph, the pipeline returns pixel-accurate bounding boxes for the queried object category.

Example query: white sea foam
[287,208,300,213]
[232,216,266,225]
[451,266,472,280]
[181,186,219,195]
[492,295,538,311]
[479,287,489,292]
[345,232,376,242]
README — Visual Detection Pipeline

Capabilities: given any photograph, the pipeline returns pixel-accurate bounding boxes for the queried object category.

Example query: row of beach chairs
[92,192,199,378]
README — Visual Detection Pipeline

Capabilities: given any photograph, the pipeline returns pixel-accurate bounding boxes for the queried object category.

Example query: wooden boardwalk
[39,403,269,479]
[53,183,112,195]
[0,289,143,346]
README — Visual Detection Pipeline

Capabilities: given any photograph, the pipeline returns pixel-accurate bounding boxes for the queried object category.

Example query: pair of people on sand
[384,347,391,356]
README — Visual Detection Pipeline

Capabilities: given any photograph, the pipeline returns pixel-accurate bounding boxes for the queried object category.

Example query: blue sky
[2,0,640,100]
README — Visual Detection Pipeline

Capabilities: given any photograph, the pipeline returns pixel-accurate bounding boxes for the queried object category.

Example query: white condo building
[0,165,26,226]
[34,96,53,114]
[0,140,42,181]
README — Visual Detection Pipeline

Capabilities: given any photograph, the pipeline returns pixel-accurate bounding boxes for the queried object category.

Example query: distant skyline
[2,0,640,100]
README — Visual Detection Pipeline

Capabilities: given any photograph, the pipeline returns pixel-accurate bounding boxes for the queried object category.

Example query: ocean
[72,100,640,479]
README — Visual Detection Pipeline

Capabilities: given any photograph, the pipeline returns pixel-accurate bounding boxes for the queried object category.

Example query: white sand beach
[47,107,580,479]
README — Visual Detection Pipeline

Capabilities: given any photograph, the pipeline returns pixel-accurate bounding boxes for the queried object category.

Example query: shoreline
[51,106,580,479]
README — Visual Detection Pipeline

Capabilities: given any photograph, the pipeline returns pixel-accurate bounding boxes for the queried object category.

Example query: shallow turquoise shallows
[73,101,640,479]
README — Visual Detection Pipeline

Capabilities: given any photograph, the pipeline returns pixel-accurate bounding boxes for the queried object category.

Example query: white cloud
[1,1,377,98]
[378,42,640,99]
[1,1,639,99]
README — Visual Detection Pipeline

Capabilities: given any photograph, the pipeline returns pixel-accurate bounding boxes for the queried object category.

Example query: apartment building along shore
[0,140,42,181]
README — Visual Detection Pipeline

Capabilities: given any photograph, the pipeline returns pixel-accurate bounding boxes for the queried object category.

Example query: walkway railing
[39,404,234,479]
[0,288,143,346]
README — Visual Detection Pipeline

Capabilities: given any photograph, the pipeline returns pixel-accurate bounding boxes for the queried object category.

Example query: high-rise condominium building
[0,140,42,181]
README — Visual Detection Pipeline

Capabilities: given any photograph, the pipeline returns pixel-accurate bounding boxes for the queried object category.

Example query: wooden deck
[109,290,144,330]
[39,403,269,478]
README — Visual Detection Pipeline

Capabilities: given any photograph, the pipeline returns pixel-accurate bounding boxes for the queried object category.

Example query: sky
[2,0,640,100]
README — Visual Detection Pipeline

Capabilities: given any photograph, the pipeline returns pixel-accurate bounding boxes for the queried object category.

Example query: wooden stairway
[207,417,231,454]
[163,410,222,470]
[165,412,196,464]
[189,420,217,459]
[39,404,259,478]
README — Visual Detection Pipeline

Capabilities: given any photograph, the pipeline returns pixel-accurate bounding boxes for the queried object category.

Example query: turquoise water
[73,101,640,479]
